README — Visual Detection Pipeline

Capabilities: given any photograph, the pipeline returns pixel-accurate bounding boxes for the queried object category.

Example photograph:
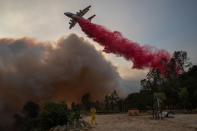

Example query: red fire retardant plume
[77,18,171,74]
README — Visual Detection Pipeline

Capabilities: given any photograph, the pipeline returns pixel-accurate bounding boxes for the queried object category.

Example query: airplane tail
[87,15,96,21]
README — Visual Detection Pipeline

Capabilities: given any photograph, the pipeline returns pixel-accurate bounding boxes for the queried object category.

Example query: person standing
[90,107,96,125]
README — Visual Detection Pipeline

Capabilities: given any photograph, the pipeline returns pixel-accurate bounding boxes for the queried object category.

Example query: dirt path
[85,114,197,131]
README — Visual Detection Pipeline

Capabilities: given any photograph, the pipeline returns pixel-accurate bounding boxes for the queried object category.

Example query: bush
[37,102,68,130]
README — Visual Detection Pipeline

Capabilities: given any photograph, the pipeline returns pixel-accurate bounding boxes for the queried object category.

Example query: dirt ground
[85,114,197,131]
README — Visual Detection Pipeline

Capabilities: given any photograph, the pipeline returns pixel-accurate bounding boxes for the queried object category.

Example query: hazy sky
[0,0,197,91]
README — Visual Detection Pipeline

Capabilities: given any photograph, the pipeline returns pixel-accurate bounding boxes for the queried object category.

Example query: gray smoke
[0,34,121,128]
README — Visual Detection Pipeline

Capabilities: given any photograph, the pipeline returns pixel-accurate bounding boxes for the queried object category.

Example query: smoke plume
[0,34,120,128]
[77,18,171,74]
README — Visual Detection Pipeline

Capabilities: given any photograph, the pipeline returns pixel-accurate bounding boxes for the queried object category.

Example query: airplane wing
[76,5,91,17]
[69,19,77,29]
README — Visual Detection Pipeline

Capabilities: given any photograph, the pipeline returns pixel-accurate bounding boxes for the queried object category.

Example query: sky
[0,0,197,92]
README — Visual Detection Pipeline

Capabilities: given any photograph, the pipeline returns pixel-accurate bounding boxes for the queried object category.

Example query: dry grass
[84,114,197,131]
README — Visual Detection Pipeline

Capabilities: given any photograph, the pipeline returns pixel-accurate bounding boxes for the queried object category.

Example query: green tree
[109,90,119,111]
[140,51,191,109]
[37,102,68,130]
[179,87,189,109]
[179,65,197,109]
[17,101,40,131]
[104,95,110,111]
[70,102,80,123]
[164,51,191,107]
[141,69,163,93]
[125,91,153,111]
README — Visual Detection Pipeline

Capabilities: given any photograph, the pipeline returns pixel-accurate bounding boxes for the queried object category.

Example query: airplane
[64,5,96,29]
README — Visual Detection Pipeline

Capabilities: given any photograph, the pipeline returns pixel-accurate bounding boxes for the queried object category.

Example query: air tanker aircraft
[64,5,96,29]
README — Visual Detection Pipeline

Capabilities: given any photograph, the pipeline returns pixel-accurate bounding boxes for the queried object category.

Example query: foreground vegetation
[14,101,81,131]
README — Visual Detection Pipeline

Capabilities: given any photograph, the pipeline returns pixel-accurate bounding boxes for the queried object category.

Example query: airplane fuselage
[64,12,79,20]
